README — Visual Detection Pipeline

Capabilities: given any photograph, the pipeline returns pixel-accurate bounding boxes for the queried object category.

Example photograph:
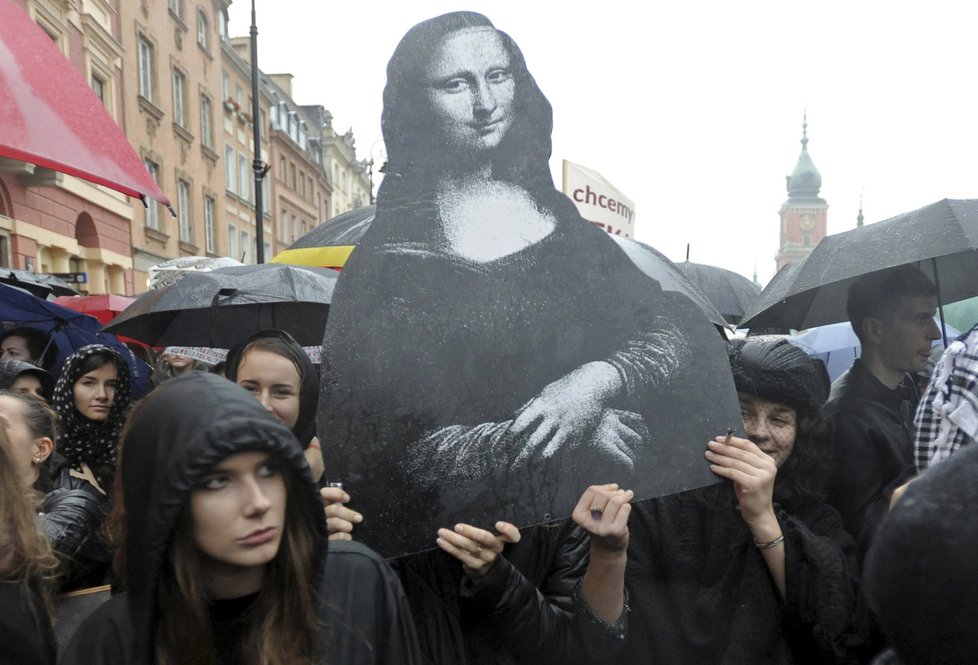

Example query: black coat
[825,360,918,555]
[58,373,422,665]
[393,520,590,665]
[35,466,110,590]
[0,581,56,665]
[59,540,422,665]
[577,485,867,665]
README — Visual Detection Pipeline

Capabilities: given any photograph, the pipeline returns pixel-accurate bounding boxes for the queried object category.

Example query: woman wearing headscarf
[51,344,132,493]
[319,10,728,558]
[225,329,324,482]
[60,373,423,665]
[574,337,869,664]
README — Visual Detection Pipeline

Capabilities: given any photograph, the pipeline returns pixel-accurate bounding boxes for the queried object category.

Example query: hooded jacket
[60,373,422,665]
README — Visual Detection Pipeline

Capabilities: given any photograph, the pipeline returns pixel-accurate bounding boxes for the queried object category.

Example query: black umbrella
[679,261,761,325]
[609,237,730,330]
[272,205,376,268]
[0,270,78,298]
[103,264,338,347]
[740,198,978,333]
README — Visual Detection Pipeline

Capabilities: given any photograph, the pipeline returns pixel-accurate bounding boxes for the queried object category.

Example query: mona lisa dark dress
[320,185,735,557]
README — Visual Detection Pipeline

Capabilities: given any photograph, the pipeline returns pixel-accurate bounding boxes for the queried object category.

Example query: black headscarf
[120,373,326,665]
[223,330,319,446]
[51,344,132,477]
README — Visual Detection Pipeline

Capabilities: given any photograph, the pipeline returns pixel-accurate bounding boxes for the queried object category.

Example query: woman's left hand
[705,434,777,525]
[436,521,521,578]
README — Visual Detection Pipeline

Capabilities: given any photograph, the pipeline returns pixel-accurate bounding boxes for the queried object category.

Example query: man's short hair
[846,265,937,343]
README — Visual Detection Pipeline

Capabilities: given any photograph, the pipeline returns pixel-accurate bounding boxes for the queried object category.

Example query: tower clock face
[799,213,815,231]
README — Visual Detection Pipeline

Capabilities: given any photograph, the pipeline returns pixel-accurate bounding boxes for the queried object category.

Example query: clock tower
[776,114,828,271]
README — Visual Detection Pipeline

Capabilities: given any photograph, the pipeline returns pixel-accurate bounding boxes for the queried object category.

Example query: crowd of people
[0,261,973,665]
[3,10,976,665]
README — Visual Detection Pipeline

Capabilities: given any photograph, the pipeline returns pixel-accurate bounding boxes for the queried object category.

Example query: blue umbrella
[0,283,150,395]
[788,318,959,382]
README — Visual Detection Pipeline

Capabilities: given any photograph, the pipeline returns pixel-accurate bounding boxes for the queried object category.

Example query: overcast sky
[228,1,978,285]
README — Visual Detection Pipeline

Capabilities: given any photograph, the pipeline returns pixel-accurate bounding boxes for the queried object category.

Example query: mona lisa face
[426,28,515,153]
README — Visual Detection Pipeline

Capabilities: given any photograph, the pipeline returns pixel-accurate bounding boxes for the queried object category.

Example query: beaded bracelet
[754,534,785,550]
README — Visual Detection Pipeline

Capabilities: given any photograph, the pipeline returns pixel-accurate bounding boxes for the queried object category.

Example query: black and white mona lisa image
[319,11,741,558]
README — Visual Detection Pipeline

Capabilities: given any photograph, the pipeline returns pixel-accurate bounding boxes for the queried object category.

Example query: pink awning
[0,0,170,207]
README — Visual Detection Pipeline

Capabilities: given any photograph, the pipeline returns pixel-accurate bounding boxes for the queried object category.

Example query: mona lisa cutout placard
[318,12,741,558]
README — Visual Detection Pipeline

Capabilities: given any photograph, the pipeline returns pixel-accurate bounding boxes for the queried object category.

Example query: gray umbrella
[103,264,338,347]
[679,261,761,325]
[740,198,978,332]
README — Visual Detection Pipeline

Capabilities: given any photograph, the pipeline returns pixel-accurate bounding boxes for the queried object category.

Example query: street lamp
[250,0,269,262]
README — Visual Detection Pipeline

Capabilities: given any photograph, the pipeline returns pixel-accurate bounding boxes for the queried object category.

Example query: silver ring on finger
[472,545,483,557]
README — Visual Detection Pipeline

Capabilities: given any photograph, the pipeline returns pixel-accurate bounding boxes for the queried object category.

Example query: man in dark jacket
[825,265,940,558]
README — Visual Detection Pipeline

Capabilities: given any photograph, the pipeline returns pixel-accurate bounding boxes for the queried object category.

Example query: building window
[238,154,250,202]
[228,223,238,261]
[280,209,288,242]
[197,9,209,50]
[235,85,243,108]
[221,71,230,104]
[240,229,250,263]
[218,9,228,40]
[177,180,192,242]
[279,157,286,181]
[291,215,298,243]
[299,170,305,197]
[144,160,160,230]
[289,164,296,190]
[91,74,105,103]
[172,69,186,127]
[200,94,213,148]
[224,144,235,192]
[204,195,215,253]
[169,0,183,20]
[137,36,154,101]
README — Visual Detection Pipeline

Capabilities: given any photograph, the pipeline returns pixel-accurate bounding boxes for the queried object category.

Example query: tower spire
[857,192,865,227]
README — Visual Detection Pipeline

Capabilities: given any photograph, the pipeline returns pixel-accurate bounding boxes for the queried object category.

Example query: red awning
[0,0,170,207]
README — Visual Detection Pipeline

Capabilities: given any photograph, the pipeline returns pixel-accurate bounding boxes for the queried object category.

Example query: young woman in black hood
[60,372,423,665]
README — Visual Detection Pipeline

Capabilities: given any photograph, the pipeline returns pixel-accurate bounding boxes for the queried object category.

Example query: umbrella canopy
[53,294,136,325]
[271,205,376,268]
[103,264,338,347]
[147,255,244,289]
[0,270,77,298]
[0,283,149,392]
[740,199,978,331]
[610,236,730,330]
[679,261,761,325]
[0,0,169,206]
[788,319,959,382]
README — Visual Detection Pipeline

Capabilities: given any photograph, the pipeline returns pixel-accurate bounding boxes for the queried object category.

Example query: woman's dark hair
[156,466,320,665]
[73,348,121,378]
[1,327,56,370]
[728,337,833,510]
